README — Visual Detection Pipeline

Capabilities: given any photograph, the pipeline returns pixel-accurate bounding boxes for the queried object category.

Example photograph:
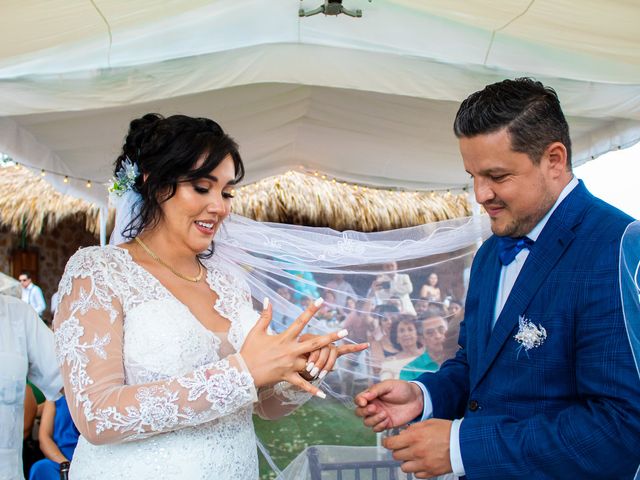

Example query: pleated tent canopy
[0,0,639,207]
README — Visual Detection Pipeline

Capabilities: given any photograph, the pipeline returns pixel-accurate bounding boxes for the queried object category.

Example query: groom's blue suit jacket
[416,181,640,479]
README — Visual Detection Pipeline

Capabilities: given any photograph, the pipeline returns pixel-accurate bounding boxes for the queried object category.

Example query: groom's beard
[486,189,556,238]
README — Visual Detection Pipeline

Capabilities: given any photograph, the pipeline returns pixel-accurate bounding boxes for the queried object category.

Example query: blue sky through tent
[576,142,640,220]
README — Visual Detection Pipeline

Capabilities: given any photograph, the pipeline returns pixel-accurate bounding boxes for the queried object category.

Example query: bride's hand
[299,334,369,381]
[241,298,350,398]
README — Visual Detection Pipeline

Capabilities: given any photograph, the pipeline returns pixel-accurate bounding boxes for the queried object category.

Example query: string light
[1,159,103,186]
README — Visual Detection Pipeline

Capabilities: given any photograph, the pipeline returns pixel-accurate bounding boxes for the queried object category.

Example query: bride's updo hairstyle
[114,113,244,240]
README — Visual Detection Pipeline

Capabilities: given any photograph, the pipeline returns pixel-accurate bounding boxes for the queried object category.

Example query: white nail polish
[306,362,315,372]
[314,297,324,307]
[318,370,328,380]
[315,390,327,399]
[337,329,349,339]
[310,366,319,377]
[263,297,270,310]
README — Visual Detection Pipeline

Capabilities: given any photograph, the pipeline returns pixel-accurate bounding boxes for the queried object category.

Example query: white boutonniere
[514,315,546,358]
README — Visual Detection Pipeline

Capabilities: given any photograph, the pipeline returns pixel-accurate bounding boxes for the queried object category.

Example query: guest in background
[380,316,425,381]
[368,261,416,315]
[370,304,400,362]
[414,298,431,317]
[325,274,357,309]
[340,299,375,397]
[288,270,321,303]
[1,294,63,479]
[442,300,464,360]
[18,272,46,318]
[447,298,463,317]
[315,291,340,328]
[29,394,80,480]
[419,271,442,302]
[49,291,60,318]
[271,285,295,333]
[419,314,448,366]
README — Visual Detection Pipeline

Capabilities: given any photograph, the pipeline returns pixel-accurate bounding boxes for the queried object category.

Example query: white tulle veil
[109,188,490,479]
[620,221,640,381]
[620,220,640,480]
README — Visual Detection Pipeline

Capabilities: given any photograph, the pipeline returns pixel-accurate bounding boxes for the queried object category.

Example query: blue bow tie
[498,236,534,266]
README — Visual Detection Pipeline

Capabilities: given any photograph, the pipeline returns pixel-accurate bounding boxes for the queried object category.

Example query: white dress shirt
[0,294,62,479]
[413,177,578,477]
[20,283,46,318]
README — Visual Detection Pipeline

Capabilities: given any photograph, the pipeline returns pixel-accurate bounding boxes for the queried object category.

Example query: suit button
[468,400,479,412]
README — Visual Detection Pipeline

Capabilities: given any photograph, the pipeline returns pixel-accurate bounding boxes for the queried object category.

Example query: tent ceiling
[1,0,639,206]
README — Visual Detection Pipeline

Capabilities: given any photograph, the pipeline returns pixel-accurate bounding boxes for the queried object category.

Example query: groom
[355,78,640,478]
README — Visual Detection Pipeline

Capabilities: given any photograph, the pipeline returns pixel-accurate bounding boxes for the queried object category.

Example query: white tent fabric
[1,0,639,206]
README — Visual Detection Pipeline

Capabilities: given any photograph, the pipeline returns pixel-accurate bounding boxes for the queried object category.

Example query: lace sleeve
[53,249,257,445]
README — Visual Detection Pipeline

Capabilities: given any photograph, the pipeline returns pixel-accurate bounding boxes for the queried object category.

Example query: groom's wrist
[408,381,432,422]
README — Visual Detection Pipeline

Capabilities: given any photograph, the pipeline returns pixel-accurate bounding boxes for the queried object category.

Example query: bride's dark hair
[114,113,244,251]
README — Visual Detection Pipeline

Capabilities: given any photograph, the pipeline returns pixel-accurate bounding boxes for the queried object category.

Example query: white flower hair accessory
[514,315,547,358]
[108,157,139,200]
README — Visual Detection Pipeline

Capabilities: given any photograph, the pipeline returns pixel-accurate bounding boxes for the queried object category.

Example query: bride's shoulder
[63,245,130,276]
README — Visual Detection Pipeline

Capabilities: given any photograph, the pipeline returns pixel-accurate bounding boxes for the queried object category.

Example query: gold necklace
[135,237,204,283]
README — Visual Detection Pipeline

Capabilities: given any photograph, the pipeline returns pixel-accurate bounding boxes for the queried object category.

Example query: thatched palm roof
[0,165,103,238]
[232,171,470,232]
[1,166,470,238]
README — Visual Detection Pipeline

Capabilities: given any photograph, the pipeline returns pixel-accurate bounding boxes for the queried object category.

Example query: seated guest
[29,394,80,480]
[419,271,442,302]
[380,316,430,381]
[399,313,449,380]
[420,313,448,366]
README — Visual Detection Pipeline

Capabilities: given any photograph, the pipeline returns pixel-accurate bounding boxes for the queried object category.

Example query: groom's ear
[543,141,570,178]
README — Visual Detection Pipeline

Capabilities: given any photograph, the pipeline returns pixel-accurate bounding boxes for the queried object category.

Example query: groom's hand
[383,419,453,478]
[354,380,424,432]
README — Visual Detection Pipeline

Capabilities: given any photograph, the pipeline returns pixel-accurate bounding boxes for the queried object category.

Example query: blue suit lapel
[472,181,590,390]
[473,242,502,353]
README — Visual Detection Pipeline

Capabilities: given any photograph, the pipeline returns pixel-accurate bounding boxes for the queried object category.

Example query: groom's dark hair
[453,77,572,171]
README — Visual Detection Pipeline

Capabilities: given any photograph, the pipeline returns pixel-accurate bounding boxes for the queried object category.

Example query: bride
[53,114,367,479]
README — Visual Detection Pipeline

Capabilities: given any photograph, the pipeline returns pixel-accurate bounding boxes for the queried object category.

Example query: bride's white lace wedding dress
[53,246,311,479]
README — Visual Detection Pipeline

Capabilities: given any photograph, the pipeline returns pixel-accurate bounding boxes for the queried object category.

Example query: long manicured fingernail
[306,362,315,372]
[310,366,320,377]
[314,297,324,307]
[337,329,349,339]
[318,370,328,380]
[263,297,270,310]
[315,390,327,399]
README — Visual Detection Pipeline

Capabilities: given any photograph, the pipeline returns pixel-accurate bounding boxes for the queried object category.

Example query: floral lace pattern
[54,246,310,478]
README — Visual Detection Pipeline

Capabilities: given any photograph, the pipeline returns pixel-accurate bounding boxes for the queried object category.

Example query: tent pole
[99,207,107,246]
